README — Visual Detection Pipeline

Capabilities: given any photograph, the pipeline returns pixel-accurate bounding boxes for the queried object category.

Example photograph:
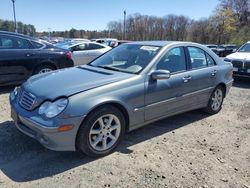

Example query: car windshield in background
[238,43,250,52]
[89,44,161,74]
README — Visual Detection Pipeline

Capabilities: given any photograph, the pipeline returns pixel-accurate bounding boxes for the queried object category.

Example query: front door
[145,46,191,121]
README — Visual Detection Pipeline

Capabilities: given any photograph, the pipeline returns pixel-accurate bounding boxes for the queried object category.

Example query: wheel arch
[32,61,58,75]
[217,83,226,97]
[74,101,130,150]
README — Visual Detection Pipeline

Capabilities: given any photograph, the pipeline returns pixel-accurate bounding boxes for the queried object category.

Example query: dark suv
[0,31,74,86]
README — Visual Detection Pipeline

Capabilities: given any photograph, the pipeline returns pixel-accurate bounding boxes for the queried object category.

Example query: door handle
[183,75,192,83]
[211,70,217,76]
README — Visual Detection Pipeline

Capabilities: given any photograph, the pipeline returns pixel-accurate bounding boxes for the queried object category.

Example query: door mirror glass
[151,70,171,80]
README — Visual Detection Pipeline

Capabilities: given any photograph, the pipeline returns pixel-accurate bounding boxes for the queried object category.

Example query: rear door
[71,43,89,65]
[183,46,218,106]
[86,43,109,62]
[0,34,38,85]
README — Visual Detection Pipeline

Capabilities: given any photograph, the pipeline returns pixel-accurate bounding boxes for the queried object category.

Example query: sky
[0,0,219,32]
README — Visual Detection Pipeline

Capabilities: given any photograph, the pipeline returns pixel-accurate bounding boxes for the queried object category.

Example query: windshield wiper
[97,65,121,72]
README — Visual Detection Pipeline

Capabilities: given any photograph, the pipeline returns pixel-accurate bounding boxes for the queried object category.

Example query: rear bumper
[225,79,233,96]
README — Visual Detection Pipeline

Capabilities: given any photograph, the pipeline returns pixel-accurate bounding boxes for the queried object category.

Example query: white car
[58,42,112,65]
[224,41,250,78]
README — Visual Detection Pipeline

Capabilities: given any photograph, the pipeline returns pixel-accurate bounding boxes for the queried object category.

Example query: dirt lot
[0,79,249,188]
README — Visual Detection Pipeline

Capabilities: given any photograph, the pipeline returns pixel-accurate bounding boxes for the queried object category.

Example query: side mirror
[151,70,171,80]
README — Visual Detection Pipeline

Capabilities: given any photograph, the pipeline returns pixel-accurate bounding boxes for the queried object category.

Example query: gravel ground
[0,78,249,188]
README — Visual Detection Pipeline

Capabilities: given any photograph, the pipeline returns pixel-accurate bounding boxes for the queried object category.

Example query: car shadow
[233,77,250,89]
[0,110,209,182]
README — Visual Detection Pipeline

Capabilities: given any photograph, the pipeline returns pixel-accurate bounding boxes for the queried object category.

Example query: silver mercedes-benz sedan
[10,41,233,157]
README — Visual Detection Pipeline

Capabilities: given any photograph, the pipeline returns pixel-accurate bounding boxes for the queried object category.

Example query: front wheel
[76,105,125,157]
[204,86,224,114]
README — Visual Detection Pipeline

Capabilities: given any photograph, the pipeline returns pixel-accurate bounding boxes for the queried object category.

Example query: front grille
[232,60,243,69]
[19,90,36,110]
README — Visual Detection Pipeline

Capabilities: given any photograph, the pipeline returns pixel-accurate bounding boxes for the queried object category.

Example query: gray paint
[10,41,233,151]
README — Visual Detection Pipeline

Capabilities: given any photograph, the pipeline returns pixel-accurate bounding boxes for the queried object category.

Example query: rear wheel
[204,86,224,114]
[76,105,125,157]
[33,65,55,75]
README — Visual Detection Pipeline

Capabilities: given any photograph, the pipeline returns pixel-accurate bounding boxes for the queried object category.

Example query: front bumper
[10,96,85,151]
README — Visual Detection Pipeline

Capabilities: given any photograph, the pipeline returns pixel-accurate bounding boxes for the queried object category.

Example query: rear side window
[206,54,216,66]
[156,47,186,73]
[0,35,32,49]
[30,41,44,49]
[187,47,216,69]
[72,43,87,51]
[87,43,105,50]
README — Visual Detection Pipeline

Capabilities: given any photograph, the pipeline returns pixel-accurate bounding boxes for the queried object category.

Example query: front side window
[89,44,161,74]
[156,47,186,73]
[0,35,32,49]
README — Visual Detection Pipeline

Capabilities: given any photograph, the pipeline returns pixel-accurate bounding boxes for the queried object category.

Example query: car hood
[226,52,250,60]
[23,65,133,104]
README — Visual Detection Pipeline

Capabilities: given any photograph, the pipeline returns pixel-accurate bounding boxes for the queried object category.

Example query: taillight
[65,52,72,59]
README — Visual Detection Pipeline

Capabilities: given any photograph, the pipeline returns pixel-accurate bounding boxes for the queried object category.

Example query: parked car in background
[216,44,237,57]
[117,40,132,46]
[205,44,218,53]
[55,38,90,46]
[91,38,118,48]
[58,41,112,65]
[224,41,250,78]
[0,31,74,86]
[10,41,233,157]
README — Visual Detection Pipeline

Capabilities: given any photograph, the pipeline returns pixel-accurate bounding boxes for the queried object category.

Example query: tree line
[0,0,249,45]
[0,19,36,36]
[107,0,250,45]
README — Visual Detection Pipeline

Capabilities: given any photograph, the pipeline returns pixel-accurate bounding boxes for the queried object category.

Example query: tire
[33,65,55,75]
[76,105,126,157]
[204,86,224,114]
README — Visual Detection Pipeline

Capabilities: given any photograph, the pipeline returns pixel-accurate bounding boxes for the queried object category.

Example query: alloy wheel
[38,68,52,74]
[211,88,223,111]
[89,114,121,151]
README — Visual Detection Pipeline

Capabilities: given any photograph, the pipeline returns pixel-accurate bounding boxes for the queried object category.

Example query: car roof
[0,30,39,41]
[128,41,178,47]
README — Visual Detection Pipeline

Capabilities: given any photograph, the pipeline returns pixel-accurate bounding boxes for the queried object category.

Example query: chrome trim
[182,87,213,97]
[134,87,214,112]
[146,97,177,108]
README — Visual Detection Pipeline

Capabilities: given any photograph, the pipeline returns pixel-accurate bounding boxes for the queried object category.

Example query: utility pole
[123,10,126,40]
[11,0,17,32]
[48,28,51,41]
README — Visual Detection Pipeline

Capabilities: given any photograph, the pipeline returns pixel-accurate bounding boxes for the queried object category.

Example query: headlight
[38,98,68,118]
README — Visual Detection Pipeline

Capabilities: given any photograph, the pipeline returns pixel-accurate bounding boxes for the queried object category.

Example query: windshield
[238,43,250,52]
[89,44,161,74]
